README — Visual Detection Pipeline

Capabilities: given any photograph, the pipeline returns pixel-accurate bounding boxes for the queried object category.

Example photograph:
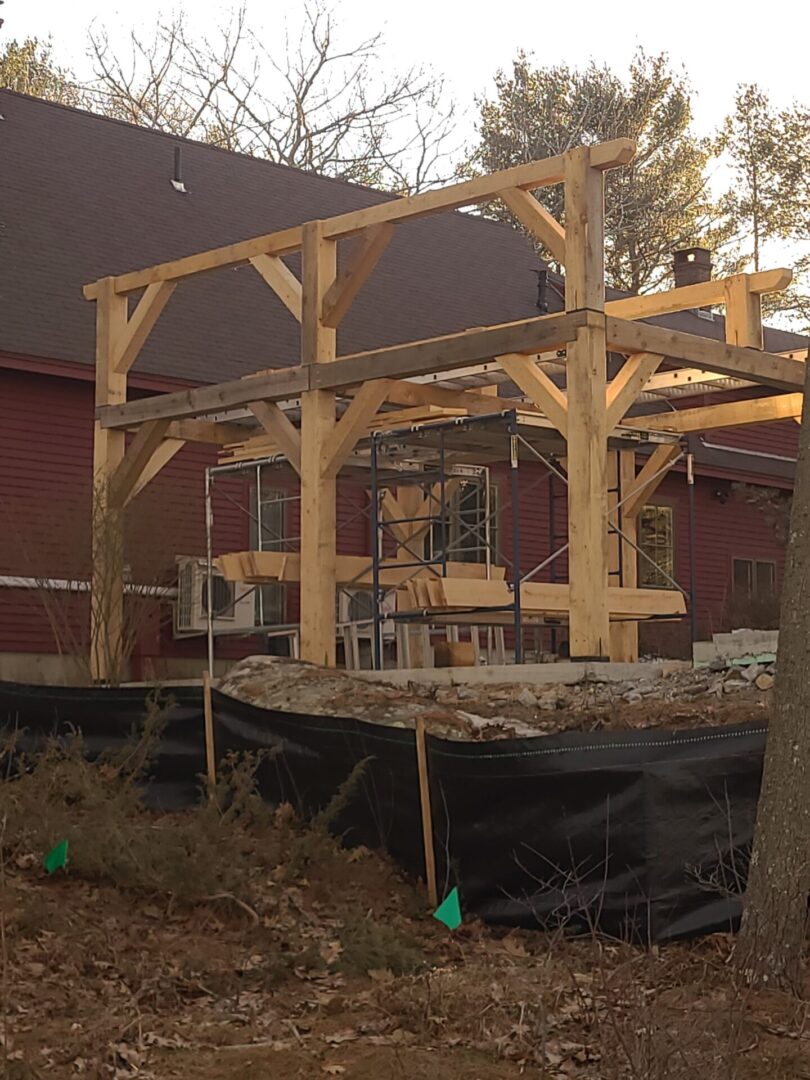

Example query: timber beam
[83,139,635,298]
[636,393,803,433]
[606,315,805,390]
[96,310,590,429]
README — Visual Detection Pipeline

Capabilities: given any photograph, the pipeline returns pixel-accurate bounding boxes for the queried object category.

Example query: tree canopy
[473,50,732,294]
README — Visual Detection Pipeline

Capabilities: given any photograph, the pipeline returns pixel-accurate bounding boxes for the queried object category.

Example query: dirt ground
[218,655,771,739]
[0,675,793,1079]
[5,829,810,1080]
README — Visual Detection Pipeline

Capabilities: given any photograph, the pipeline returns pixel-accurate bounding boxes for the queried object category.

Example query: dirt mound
[218,655,771,738]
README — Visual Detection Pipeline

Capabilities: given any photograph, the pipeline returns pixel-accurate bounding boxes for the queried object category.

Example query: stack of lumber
[397,577,685,624]
[216,550,506,589]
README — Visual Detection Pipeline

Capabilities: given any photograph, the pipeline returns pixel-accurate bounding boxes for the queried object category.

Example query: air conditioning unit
[338,588,396,639]
[173,556,255,637]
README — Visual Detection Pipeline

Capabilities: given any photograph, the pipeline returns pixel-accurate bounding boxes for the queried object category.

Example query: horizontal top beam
[606,268,792,322]
[83,139,635,298]
[97,310,591,428]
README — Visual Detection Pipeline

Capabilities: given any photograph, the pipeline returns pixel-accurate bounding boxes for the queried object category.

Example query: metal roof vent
[171,146,188,194]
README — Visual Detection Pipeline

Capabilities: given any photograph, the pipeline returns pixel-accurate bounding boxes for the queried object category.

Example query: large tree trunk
[735,356,810,989]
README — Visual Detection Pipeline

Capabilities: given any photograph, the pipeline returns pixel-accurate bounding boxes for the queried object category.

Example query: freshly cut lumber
[216,550,506,588]
[397,577,685,620]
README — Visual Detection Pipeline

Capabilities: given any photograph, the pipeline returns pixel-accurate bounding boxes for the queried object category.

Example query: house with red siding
[0,89,807,681]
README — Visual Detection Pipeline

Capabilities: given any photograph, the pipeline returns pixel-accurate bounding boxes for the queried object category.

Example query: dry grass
[1,722,810,1078]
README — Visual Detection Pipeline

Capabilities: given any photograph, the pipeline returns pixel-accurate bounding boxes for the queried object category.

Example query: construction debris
[218,655,774,739]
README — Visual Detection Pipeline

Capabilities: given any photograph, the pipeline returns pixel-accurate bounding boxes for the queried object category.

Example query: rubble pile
[218,655,773,740]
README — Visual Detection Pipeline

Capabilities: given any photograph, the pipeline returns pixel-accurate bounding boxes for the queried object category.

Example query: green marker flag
[432,887,462,930]
[43,839,68,875]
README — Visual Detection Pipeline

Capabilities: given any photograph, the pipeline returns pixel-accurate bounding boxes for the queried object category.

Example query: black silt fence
[0,679,766,942]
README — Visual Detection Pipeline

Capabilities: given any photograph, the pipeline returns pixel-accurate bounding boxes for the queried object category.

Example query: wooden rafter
[606,353,662,429]
[249,254,302,321]
[498,188,566,263]
[249,400,302,474]
[321,223,394,328]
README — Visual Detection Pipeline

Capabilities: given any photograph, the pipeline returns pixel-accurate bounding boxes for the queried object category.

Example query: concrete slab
[355,660,683,688]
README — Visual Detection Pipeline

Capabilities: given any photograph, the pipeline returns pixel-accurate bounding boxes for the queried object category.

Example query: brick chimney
[673,246,712,288]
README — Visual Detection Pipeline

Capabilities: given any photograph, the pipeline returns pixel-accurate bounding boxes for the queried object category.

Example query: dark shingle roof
[0,90,541,383]
[0,90,805,386]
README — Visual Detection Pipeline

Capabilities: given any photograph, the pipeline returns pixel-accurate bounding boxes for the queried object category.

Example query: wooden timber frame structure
[85,137,806,680]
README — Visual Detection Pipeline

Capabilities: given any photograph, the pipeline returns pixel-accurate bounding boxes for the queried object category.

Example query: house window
[638,505,674,588]
[733,558,776,599]
[252,480,288,626]
[431,477,499,565]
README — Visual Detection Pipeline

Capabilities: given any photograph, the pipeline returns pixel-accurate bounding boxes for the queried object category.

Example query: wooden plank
[321,380,390,478]
[84,139,634,297]
[299,220,338,667]
[498,188,566,263]
[111,419,172,506]
[622,444,682,520]
[724,273,763,349]
[397,577,685,618]
[606,353,662,429]
[321,223,395,328]
[125,438,185,504]
[606,268,791,322]
[217,550,502,587]
[606,315,805,390]
[249,400,302,475]
[498,353,568,435]
[114,281,176,375]
[636,393,803,433]
[249,254,302,321]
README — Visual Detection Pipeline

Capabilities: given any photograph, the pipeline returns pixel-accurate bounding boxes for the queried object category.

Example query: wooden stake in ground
[202,670,216,793]
[735,352,810,990]
[415,717,438,908]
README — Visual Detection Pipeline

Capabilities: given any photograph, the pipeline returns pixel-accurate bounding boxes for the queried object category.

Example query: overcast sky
[5,0,808,140]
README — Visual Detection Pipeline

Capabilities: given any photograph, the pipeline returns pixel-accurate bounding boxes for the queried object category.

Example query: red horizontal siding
[0,366,795,665]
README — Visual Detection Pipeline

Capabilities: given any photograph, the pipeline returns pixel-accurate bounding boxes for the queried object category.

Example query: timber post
[90,277,128,682]
[299,220,339,666]
[564,147,610,660]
